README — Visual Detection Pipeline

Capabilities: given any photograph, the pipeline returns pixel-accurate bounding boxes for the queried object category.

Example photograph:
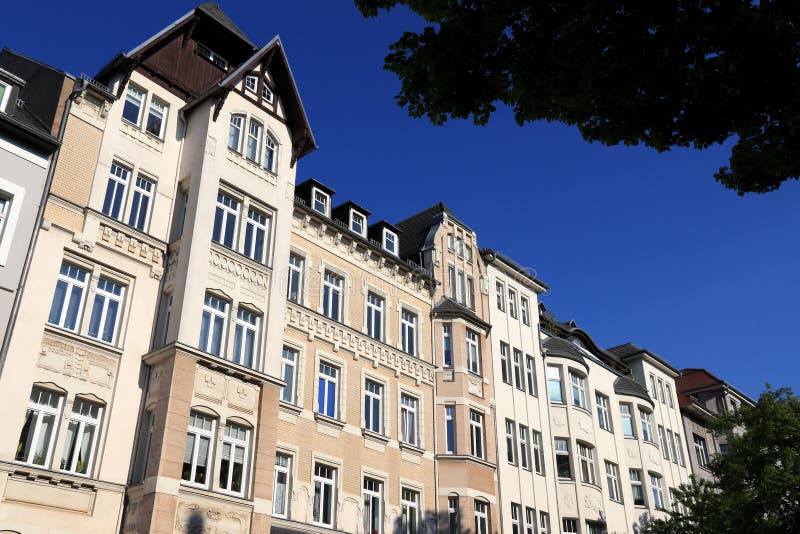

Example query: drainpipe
[0,77,86,376]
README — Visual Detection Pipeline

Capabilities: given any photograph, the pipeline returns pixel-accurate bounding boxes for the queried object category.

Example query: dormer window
[245,75,258,92]
[383,229,397,255]
[0,81,10,113]
[197,42,228,71]
[313,188,330,216]
[350,210,366,237]
[262,84,274,104]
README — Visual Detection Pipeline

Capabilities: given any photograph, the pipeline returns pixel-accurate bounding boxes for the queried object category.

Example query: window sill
[314,412,345,429]
[362,429,389,443]
[143,129,165,143]
[179,483,253,506]
[399,442,425,455]
[210,241,272,273]
[279,400,303,415]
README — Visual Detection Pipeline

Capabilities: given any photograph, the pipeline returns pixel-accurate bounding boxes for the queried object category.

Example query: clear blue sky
[4,1,798,399]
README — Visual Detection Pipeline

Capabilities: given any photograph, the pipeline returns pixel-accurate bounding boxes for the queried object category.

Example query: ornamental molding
[97,222,165,279]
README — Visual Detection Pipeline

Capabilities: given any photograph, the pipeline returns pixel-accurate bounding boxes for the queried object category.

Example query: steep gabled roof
[394,202,472,261]
[196,2,253,47]
[607,342,679,376]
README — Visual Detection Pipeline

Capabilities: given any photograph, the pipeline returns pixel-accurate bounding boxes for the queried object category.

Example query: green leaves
[357,0,800,194]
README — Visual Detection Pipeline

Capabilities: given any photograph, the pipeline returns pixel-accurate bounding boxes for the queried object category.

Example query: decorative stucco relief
[285,303,435,386]
[98,223,165,279]
[37,333,117,389]
[173,501,250,534]
[209,246,269,291]
[576,412,594,435]
[193,367,258,415]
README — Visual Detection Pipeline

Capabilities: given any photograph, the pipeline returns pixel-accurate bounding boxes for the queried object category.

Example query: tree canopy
[355,1,800,194]
[645,387,800,534]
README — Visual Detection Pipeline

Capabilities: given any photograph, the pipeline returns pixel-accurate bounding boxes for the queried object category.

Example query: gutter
[0,76,85,375]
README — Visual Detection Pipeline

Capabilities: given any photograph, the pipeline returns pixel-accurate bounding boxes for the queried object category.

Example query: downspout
[0,77,85,376]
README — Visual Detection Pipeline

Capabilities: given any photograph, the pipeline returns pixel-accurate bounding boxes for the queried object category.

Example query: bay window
[219,423,249,496]
[87,277,125,344]
[620,403,635,437]
[547,365,563,403]
[212,192,240,248]
[199,293,228,357]
[466,329,480,374]
[470,410,485,459]
[182,412,215,488]
[578,442,596,484]
[555,437,572,479]
[569,371,587,408]
[232,308,259,368]
[60,398,102,475]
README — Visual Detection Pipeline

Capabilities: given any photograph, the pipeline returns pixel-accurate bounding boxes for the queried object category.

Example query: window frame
[199,293,229,357]
[469,410,485,459]
[532,429,544,475]
[313,462,337,528]
[500,342,510,384]
[605,461,622,503]
[263,132,278,173]
[322,270,344,321]
[128,174,156,232]
[630,468,646,506]
[554,437,572,479]
[466,329,480,375]
[445,404,456,454]
[639,408,654,442]
[317,362,340,419]
[122,84,145,126]
[577,442,596,485]
[383,228,398,255]
[243,207,271,265]
[287,253,304,304]
[620,403,636,437]
[520,296,530,325]
[350,209,367,237]
[16,388,64,468]
[364,378,384,434]
[508,288,518,318]
[228,113,245,152]
[363,477,384,534]
[400,393,419,446]
[511,502,521,534]
[400,309,417,356]
[505,419,518,465]
[650,472,666,510]
[596,392,612,432]
[525,355,537,396]
[212,191,241,249]
[181,411,215,489]
[366,292,384,342]
[312,187,330,216]
[569,370,587,409]
[401,487,420,534]
[48,261,90,333]
[474,500,489,534]
[513,349,524,390]
[519,424,531,471]
[496,281,505,311]
[442,323,453,367]
[280,346,298,404]
[245,118,263,162]
[145,96,168,138]
[693,433,709,468]
[273,453,292,518]
[87,276,126,345]
[219,422,250,497]
[232,307,259,368]
[547,365,564,403]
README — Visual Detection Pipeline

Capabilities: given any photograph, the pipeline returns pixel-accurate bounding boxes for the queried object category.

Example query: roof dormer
[332,200,371,238]
[295,178,335,217]
[368,221,401,256]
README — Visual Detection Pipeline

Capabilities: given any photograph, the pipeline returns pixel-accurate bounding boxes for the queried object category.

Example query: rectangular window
[245,75,258,92]
[280,347,297,403]
[128,175,155,231]
[244,208,270,264]
[350,211,366,236]
[48,262,89,332]
[539,512,550,534]
[442,324,452,367]
[649,374,658,399]
[383,229,397,255]
[519,424,531,470]
[16,388,63,467]
[182,412,215,488]
[102,162,129,220]
[658,378,666,404]
[246,119,262,162]
[228,114,244,151]
[87,277,125,344]
[317,362,339,418]
[658,425,670,461]
[666,383,674,407]
[445,405,455,454]
[508,288,518,318]
[505,419,517,465]
[596,393,611,431]
[448,266,456,299]
[496,281,505,311]
[400,393,419,446]
[313,463,336,527]
[474,501,488,534]
[364,379,383,434]
[287,253,304,303]
[667,429,678,464]
[532,430,544,474]
[525,355,537,395]
[521,297,530,325]
[470,410,485,459]
[513,349,523,390]
[145,97,167,138]
[364,478,383,534]
[500,342,510,384]
[562,519,578,534]
[219,423,248,496]
[366,293,384,341]
[199,293,228,356]
[547,366,563,403]
[511,503,521,534]
[313,189,330,216]
[555,437,572,479]
[212,192,240,248]
[674,432,686,466]
[694,434,709,468]
[264,133,277,172]
[467,275,475,309]
[630,469,645,506]
[620,403,635,437]
[570,371,587,408]
[322,271,343,321]
[650,473,665,509]
[448,497,459,534]
[122,84,144,125]
[457,270,466,305]
[605,461,621,502]
[0,194,10,246]
[273,453,291,518]
[578,443,596,484]
[525,507,536,534]
[197,42,228,70]
[401,309,417,355]
[466,329,480,374]
[232,308,258,368]
[401,488,420,534]
[640,409,654,442]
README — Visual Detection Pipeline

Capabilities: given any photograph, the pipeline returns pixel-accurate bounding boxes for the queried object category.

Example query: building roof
[677,368,755,406]
[613,376,655,406]
[196,2,254,47]
[607,342,679,376]
[480,248,548,292]
[432,297,490,330]
[541,337,590,373]
[394,202,472,260]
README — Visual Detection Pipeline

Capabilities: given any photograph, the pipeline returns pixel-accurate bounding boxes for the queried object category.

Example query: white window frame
[505,419,517,465]
[694,433,709,468]
[48,262,89,332]
[666,383,674,407]
[313,187,330,216]
[280,346,297,404]
[273,453,291,518]
[525,507,536,534]
[539,512,550,534]
[640,408,654,442]
[0,180,24,266]
[442,323,452,367]
[606,461,621,502]
[578,442,596,485]
[401,487,420,534]
[500,342,510,384]
[246,119,262,162]
[16,388,63,467]
[383,228,397,255]
[519,424,531,470]
[145,96,168,138]
[262,83,274,103]
[496,281,505,311]
[508,288,518,318]
[630,468,646,506]
[470,410,485,459]
[243,207,271,264]
[219,422,249,497]
[511,503,521,534]
[0,80,11,113]
[212,192,240,248]
[525,355,537,395]
[466,329,480,374]
[532,430,544,474]
[400,393,419,446]
[400,309,417,356]
[445,405,455,454]
[232,308,259,368]
[229,114,244,151]
[658,425,670,461]
[122,84,145,126]
[317,362,339,419]
[350,209,367,237]
[562,518,579,534]
[667,428,678,464]
[87,276,125,344]
[364,379,383,434]
[128,174,155,231]
[313,463,337,528]
[197,42,228,70]
[199,293,229,357]
[322,270,343,321]
[555,437,572,479]
[448,496,459,534]
[287,253,304,304]
[513,349,523,390]
[366,292,384,341]
[674,432,686,466]
[364,477,384,534]
[245,74,258,92]
[474,500,488,534]
[264,132,278,173]
[570,371,587,409]
[521,296,530,325]
[547,365,563,403]
[596,392,612,431]
[182,412,215,489]
[102,162,130,221]
[620,403,635,437]
[650,473,665,510]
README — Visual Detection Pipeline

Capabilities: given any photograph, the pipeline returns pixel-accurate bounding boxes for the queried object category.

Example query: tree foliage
[645,387,800,534]
[355,1,800,194]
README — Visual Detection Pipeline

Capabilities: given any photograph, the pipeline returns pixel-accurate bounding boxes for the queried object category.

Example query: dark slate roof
[614,376,654,406]
[394,202,472,260]
[480,248,549,291]
[432,297,490,329]
[541,337,589,371]
[197,2,254,48]
[607,342,679,375]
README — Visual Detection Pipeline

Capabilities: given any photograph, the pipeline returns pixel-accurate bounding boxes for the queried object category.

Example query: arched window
[246,119,262,162]
[264,132,278,173]
[228,114,245,152]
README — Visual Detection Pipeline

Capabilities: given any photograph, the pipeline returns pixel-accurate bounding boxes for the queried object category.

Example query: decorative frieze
[37,331,118,389]
[97,222,165,279]
[193,367,258,415]
[174,501,250,534]
[285,303,435,386]
[209,245,269,292]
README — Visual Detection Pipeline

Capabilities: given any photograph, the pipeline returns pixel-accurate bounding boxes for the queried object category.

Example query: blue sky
[4,1,798,399]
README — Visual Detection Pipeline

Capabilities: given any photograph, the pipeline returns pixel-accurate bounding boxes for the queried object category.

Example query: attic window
[245,75,258,92]
[0,81,10,113]
[312,188,330,216]
[349,210,366,237]
[262,84,273,104]
[197,42,228,71]
[383,229,397,255]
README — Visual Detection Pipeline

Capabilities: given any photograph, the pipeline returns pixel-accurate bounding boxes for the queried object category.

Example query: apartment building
[0,49,67,373]
[274,179,437,533]
[675,368,754,482]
